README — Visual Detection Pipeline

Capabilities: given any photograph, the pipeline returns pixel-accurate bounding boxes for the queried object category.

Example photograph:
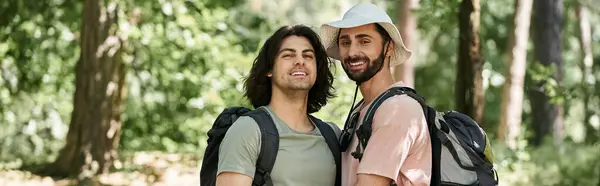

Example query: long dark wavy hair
[244,25,335,113]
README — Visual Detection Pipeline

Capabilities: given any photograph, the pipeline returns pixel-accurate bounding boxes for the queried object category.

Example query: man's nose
[347,42,360,58]
[294,55,305,65]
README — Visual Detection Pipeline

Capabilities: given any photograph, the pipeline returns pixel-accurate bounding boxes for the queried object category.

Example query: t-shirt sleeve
[217,116,261,178]
[356,95,428,183]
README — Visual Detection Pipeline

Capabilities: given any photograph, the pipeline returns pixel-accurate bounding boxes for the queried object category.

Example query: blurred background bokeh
[1,0,599,185]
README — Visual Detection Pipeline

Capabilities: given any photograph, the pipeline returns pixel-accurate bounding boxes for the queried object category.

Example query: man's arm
[216,172,252,186]
[355,174,393,186]
[216,116,262,186]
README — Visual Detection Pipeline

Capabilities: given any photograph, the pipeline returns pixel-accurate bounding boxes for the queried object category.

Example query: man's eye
[304,55,314,59]
[283,54,294,58]
[341,41,350,46]
[360,40,370,44]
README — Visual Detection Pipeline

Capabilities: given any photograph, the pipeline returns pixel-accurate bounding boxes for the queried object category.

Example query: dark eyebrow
[302,49,315,53]
[279,48,296,54]
[339,34,373,41]
[339,35,350,40]
[356,34,373,39]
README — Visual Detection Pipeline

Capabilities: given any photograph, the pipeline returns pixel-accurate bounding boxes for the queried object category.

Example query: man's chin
[347,73,364,81]
[289,87,311,91]
[343,67,363,76]
[287,84,312,91]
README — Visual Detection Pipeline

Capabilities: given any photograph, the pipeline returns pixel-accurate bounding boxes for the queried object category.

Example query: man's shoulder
[379,93,422,112]
[324,121,342,138]
[308,115,342,138]
[227,115,262,136]
[371,89,426,125]
[376,84,422,108]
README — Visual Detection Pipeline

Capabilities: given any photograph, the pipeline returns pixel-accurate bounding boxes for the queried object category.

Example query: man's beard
[273,79,313,100]
[342,52,386,84]
[287,80,312,90]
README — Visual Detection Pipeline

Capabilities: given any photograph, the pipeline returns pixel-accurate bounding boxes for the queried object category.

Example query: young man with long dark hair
[215,25,341,186]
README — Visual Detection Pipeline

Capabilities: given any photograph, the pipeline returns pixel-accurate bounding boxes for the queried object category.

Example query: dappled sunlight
[0,152,200,186]
[1,0,600,185]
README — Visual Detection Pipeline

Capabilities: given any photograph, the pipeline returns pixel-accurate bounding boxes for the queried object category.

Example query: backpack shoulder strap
[425,106,442,186]
[354,87,428,159]
[246,109,279,186]
[310,116,341,186]
[391,87,427,112]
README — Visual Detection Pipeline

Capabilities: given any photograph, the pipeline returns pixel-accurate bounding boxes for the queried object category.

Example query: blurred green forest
[1,0,599,185]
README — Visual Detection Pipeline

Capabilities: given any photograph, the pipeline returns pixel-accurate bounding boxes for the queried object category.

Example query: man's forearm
[355,173,393,186]
[216,172,253,186]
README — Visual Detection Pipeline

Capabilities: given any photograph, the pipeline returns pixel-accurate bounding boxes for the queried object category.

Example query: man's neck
[268,88,313,132]
[358,66,394,106]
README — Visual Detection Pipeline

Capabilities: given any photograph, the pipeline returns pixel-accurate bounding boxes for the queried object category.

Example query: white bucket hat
[320,3,412,67]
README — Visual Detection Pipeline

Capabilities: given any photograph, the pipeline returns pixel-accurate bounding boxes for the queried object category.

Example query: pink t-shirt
[342,82,432,186]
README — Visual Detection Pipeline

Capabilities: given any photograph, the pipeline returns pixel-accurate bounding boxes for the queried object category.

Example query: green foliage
[1,1,600,185]
[118,0,258,154]
[0,0,79,168]
[412,0,513,133]
[527,63,568,105]
[495,142,600,186]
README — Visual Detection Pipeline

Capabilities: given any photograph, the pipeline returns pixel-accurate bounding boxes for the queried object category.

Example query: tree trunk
[456,0,484,125]
[393,0,419,87]
[529,0,563,146]
[576,5,596,143]
[40,0,126,178]
[498,0,533,149]
[596,53,600,143]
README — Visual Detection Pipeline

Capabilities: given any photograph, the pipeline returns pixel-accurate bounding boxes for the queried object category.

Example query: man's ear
[386,41,395,57]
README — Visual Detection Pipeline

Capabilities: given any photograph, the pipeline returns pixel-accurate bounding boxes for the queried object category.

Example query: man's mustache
[344,56,370,64]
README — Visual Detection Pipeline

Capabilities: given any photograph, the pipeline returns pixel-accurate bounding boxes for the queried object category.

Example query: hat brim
[320,19,412,67]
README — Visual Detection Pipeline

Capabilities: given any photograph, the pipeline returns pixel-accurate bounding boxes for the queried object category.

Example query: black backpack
[347,87,498,186]
[199,106,341,186]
